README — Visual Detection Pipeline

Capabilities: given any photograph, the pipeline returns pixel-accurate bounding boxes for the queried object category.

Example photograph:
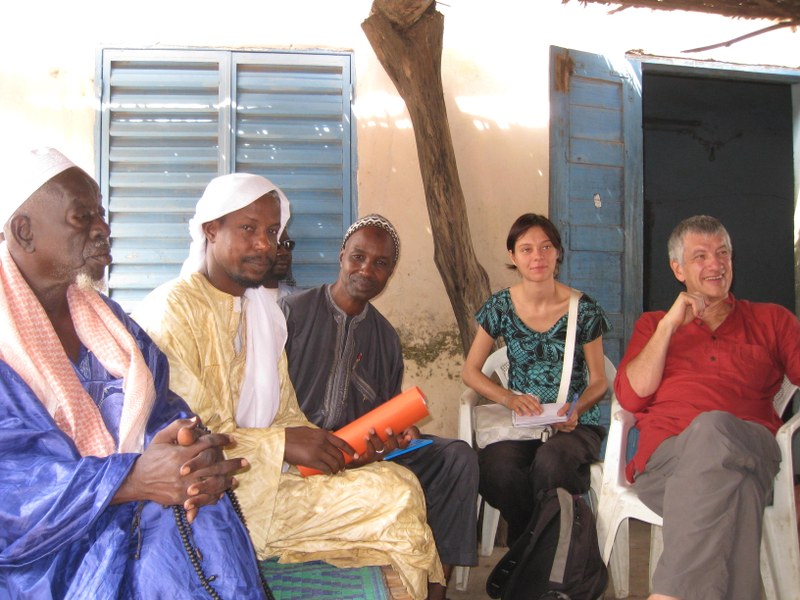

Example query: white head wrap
[180,173,291,278]
[2,147,78,228]
[182,173,291,428]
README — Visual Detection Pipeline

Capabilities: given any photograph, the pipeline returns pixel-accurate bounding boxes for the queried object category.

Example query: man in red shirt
[615,215,799,600]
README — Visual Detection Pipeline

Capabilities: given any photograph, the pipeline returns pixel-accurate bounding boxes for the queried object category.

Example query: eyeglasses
[277,239,296,251]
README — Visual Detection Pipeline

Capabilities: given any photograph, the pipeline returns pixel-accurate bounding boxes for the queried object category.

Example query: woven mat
[259,559,391,600]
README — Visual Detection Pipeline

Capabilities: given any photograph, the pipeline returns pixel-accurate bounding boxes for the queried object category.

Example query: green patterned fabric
[475,289,611,425]
[258,559,390,600]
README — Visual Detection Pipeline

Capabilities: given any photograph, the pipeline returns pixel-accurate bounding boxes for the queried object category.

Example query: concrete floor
[450,519,652,600]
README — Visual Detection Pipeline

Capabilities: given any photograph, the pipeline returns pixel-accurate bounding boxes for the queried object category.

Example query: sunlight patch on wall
[353,92,407,122]
[455,95,549,130]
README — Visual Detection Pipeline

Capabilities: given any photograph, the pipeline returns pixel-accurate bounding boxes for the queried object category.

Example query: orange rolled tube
[297,386,429,476]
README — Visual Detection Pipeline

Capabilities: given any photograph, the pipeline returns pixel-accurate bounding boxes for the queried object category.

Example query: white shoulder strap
[555,288,581,404]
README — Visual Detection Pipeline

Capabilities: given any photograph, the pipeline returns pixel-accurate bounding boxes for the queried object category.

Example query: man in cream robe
[134,173,443,600]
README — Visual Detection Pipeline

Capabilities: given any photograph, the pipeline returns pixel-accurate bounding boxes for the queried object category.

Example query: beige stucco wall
[2,0,797,437]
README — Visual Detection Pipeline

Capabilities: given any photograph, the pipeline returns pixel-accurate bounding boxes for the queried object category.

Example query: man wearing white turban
[0,148,268,598]
[133,173,444,600]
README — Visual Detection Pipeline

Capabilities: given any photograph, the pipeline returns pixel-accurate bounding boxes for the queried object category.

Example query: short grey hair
[667,215,732,266]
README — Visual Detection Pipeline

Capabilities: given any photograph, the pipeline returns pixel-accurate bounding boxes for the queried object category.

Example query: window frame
[95,47,357,312]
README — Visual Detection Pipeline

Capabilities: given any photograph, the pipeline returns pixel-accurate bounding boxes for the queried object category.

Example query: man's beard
[232,256,275,289]
[230,268,273,290]
[231,273,269,289]
[75,270,107,293]
[271,259,290,280]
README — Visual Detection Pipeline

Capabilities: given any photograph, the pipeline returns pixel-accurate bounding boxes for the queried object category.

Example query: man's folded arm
[616,314,663,412]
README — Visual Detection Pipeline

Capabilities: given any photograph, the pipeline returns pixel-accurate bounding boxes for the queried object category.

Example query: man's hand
[175,419,248,522]
[284,426,356,474]
[624,291,708,399]
[662,291,707,332]
[349,427,406,467]
[399,425,420,444]
[113,418,246,522]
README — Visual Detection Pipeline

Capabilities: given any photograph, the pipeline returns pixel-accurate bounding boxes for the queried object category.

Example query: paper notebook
[511,402,571,427]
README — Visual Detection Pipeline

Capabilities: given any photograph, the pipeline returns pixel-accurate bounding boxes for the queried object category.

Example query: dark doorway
[642,73,795,312]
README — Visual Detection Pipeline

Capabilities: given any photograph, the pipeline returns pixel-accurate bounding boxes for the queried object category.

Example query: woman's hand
[502,391,543,416]
[552,403,579,433]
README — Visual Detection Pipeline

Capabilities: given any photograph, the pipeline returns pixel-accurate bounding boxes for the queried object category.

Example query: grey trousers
[634,411,781,600]
[396,435,479,567]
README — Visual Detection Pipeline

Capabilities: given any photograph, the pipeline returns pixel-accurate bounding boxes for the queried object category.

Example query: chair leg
[759,529,778,600]
[589,462,603,515]
[452,565,469,592]
[609,518,630,598]
[481,503,501,557]
[648,524,663,593]
[760,511,800,600]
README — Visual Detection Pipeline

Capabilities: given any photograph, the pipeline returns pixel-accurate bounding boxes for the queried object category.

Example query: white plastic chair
[453,348,510,591]
[453,347,616,591]
[596,376,799,599]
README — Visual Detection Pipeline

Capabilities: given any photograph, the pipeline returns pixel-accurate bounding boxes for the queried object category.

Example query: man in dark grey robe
[280,214,478,600]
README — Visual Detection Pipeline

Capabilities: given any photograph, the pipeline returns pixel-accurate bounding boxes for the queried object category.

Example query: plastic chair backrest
[773,376,798,416]
[599,356,617,458]
[481,347,510,387]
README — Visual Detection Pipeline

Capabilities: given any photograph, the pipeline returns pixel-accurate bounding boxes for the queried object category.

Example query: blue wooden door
[549,46,643,364]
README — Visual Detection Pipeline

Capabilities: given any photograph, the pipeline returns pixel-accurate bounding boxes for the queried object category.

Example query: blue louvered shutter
[98,49,354,312]
[231,52,354,288]
[549,46,643,364]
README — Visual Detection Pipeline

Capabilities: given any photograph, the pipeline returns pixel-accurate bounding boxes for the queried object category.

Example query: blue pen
[566,393,579,418]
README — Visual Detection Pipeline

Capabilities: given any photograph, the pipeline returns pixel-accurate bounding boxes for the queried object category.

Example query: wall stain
[398,328,461,369]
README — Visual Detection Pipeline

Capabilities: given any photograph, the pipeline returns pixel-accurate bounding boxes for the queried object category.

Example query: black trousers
[478,424,604,547]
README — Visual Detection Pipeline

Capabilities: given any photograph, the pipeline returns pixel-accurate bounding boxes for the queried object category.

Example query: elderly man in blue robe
[0,148,268,599]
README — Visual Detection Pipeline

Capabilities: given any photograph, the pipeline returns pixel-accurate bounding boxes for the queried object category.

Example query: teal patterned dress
[475,288,611,425]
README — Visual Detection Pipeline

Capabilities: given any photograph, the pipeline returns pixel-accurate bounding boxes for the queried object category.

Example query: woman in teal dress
[462,213,611,546]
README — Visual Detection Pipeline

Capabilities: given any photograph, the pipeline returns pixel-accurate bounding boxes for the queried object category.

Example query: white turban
[180,173,290,278]
[182,172,291,429]
[2,148,78,228]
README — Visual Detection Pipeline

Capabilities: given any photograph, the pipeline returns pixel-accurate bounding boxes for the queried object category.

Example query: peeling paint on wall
[398,327,461,369]
[397,328,464,437]
[554,53,574,93]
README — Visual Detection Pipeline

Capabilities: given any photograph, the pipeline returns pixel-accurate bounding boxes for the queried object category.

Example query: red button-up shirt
[616,295,800,481]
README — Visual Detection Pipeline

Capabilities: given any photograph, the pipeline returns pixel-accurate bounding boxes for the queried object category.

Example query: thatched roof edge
[567,0,800,22]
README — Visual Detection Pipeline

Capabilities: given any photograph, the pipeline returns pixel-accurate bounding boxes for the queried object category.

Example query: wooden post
[363,1,491,355]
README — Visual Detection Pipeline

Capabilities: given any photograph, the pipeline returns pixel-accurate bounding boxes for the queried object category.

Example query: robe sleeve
[135,288,314,553]
[0,361,137,566]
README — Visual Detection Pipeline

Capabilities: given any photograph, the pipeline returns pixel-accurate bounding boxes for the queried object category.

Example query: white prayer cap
[180,173,291,277]
[2,147,78,228]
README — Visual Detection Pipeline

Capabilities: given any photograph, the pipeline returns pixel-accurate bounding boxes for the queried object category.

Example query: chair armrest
[771,410,800,515]
[459,387,480,447]
[601,401,637,490]
[775,408,800,448]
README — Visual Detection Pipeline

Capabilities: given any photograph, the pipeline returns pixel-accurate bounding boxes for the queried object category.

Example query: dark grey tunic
[280,285,478,566]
